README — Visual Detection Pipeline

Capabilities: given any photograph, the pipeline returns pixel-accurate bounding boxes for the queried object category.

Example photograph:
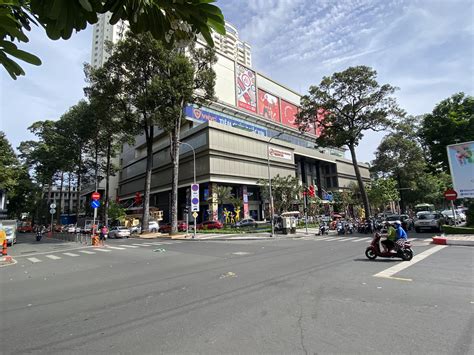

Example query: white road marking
[107,246,126,250]
[374,245,447,280]
[352,237,372,242]
[132,243,148,246]
[232,252,251,255]
[323,237,339,241]
[79,250,96,255]
[27,257,42,263]
[119,245,138,248]
[316,237,332,240]
[424,238,433,242]
[45,255,61,260]
[96,248,111,252]
[63,253,79,257]
[149,242,164,245]
[138,243,155,246]
[338,237,356,241]
[331,237,345,241]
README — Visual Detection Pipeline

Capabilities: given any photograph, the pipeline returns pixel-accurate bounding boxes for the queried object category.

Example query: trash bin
[289,217,297,234]
[281,217,291,235]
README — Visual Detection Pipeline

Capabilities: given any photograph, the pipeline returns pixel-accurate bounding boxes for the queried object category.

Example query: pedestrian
[100,225,108,246]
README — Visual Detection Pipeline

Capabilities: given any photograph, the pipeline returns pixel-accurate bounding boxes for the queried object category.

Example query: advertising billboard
[280,100,299,129]
[446,141,474,198]
[235,63,257,113]
[258,89,280,123]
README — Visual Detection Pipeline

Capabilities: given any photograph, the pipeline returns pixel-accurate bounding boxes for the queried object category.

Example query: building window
[332,177,338,187]
[326,177,332,188]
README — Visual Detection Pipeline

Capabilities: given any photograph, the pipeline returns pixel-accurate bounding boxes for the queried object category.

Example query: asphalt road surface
[1,232,472,354]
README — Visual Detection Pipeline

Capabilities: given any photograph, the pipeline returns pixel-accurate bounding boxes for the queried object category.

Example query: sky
[1,0,473,164]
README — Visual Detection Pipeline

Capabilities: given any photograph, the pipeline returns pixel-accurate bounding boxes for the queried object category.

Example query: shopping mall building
[117,43,370,223]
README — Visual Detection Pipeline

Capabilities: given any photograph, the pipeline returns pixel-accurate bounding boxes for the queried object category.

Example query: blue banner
[184,105,267,137]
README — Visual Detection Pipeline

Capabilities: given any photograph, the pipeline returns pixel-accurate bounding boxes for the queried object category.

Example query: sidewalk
[432,234,474,246]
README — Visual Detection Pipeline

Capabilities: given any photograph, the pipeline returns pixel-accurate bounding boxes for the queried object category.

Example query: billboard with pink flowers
[280,100,299,129]
[258,89,280,123]
[235,64,257,113]
[447,141,474,198]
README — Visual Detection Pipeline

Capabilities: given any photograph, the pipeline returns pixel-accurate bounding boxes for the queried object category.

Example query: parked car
[234,218,257,228]
[414,212,442,232]
[197,220,223,230]
[17,221,33,233]
[108,226,131,239]
[159,221,188,233]
[129,221,160,234]
[440,210,464,225]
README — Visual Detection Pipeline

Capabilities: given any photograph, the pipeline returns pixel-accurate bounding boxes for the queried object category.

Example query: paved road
[1,233,472,354]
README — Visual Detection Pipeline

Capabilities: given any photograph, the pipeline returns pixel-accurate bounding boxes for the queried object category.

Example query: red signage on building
[91,192,101,200]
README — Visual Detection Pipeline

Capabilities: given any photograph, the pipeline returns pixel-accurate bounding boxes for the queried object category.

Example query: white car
[2,226,17,246]
[108,226,131,239]
[441,210,464,224]
[414,212,442,232]
[66,224,81,233]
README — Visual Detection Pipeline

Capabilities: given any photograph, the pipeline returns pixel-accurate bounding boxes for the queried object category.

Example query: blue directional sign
[91,200,101,209]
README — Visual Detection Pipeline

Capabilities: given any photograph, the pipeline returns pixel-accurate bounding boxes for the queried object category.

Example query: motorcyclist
[381,222,396,253]
[393,220,408,252]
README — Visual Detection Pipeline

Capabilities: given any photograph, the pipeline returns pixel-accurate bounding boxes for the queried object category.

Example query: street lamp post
[267,132,283,237]
[178,140,196,238]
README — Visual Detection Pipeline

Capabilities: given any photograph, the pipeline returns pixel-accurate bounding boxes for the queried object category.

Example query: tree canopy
[297,65,402,217]
[1,0,225,79]
[419,92,474,172]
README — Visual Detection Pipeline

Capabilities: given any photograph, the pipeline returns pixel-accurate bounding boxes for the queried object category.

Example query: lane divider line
[373,245,447,280]
[79,250,96,255]
[119,245,139,248]
[106,246,126,250]
[96,249,111,252]
[27,257,41,263]
[63,252,79,257]
[45,255,61,260]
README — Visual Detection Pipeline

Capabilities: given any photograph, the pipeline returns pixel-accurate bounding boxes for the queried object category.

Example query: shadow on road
[353,258,400,263]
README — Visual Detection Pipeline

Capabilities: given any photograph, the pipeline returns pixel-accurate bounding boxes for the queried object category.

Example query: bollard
[2,240,7,256]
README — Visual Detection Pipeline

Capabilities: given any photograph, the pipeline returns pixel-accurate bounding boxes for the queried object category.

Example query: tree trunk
[57,171,64,224]
[348,144,371,218]
[68,172,72,217]
[104,139,111,227]
[142,125,154,233]
[75,146,83,222]
[170,106,183,234]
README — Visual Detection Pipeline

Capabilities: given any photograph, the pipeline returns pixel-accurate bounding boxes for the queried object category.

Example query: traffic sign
[192,212,198,218]
[91,191,101,200]
[50,203,56,209]
[49,208,56,214]
[191,183,199,212]
[444,189,458,201]
[91,200,101,208]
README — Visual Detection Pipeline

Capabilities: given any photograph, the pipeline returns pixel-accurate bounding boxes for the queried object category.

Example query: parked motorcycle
[318,222,329,235]
[36,231,42,242]
[365,233,413,261]
[336,222,345,235]
[345,222,354,234]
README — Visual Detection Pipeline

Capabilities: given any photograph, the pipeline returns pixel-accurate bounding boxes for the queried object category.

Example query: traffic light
[134,192,142,205]
[308,185,315,198]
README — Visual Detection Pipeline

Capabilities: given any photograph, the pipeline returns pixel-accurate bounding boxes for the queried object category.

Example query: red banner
[280,100,299,129]
[258,89,280,123]
[236,64,257,113]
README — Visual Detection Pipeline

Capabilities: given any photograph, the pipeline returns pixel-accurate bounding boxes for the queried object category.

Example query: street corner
[432,235,474,247]
[137,232,171,240]
[0,255,17,267]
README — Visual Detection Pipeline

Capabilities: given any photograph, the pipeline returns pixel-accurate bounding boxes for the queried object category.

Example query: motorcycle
[365,233,414,261]
[318,222,329,235]
[345,223,354,234]
[36,231,43,241]
[336,222,345,235]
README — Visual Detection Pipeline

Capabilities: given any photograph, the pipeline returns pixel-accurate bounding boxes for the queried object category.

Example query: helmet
[394,220,402,226]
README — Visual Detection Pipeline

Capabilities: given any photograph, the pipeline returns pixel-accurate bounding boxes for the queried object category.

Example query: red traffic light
[308,185,315,197]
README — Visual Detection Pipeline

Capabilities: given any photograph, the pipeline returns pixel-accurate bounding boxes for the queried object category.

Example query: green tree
[107,200,126,223]
[1,0,225,79]
[419,92,474,172]
[0,131,20,193]
[366,178,400,213]
[103,32,216,233]
[297,66,402,218]
[258,175,302,214]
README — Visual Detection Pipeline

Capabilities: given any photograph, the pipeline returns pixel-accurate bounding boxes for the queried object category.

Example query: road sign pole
[50,211,54,237]
[451,200,456,226]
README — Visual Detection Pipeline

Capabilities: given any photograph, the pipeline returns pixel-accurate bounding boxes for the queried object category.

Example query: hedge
[442,225,474,235]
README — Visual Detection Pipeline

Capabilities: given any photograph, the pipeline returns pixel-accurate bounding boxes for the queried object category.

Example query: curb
[432,236,474,246]
[0,255,17,267]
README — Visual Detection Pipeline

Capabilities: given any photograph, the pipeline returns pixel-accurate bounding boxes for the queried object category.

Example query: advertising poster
[447,141,474,198]
[315,109,328,138]
[258,89,280,123]
[235,64,257,113]
[280,100,299,129]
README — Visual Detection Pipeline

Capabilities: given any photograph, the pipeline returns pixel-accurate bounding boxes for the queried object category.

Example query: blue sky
[1,0,473,163]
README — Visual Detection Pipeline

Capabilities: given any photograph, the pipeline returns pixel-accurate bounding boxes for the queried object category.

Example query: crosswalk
[23,241,183,264]
[297,236,425,244]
